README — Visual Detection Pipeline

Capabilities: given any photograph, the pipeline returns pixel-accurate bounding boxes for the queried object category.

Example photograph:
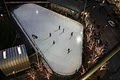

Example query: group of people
[48,26,74,54]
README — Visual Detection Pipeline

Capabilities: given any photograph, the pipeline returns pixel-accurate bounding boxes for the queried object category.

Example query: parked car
[108,20,115,27]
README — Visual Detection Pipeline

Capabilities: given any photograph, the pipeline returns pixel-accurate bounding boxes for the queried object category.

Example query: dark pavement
[85,1,120,80]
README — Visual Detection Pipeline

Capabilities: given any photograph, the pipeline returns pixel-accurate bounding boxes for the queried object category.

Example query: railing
[80,41,120,80]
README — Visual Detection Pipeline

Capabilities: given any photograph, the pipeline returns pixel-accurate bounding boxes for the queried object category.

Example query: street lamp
[82,0,88,21]
[0,14,3,17]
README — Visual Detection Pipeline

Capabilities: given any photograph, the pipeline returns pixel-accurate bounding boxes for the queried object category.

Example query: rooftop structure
[0,44,30,76]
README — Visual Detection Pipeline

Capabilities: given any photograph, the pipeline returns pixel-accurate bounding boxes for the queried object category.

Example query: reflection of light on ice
[76,36,82,44]
[36,10,39,14]
[80,31,83,35]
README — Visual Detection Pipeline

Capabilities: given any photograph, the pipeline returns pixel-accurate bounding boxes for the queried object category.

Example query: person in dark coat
[59,25,60,30]
[71,32,74,36]
[63,28,65,33]
[53,40,55,45]
[49,33,51,37]
[67,48,70,54]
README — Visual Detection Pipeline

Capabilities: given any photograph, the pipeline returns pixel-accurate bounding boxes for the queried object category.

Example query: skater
[71,32,74,37]
[67,48,70,54]
[63,28,65,33]
[32,34,38,39]
[59,25,60,30]
[49,33,51,37]
[53,40,55,45]
[69,32,74,40]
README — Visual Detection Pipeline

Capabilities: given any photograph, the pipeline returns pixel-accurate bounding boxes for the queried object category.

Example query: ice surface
[13,4,83,75]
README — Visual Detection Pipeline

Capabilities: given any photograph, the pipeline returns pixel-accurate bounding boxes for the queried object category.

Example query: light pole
[82,0,88,21]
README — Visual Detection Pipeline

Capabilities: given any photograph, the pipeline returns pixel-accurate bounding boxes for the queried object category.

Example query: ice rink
[13,4,83,75]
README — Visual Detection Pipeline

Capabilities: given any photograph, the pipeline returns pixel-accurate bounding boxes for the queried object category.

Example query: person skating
[53,40,55,45]
[69,32,74,40]
[71,32,74,37]
[32,34,38,39]
[67,48,70,54]
[49,33,51,37]
[59,25,60,30]
[63,28,65,33]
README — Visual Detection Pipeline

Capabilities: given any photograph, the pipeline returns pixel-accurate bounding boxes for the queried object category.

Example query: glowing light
[93,6,95,8]
[84,12,87,15]
[17,46,22,54]
[76,36,82,44]
[3,51,6,59]
[0,14,3,17]
[12,71,15,74]
[36,10,39,14]
[102,0,105,3]
[71,10,74,13]
[80,31,83,35]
